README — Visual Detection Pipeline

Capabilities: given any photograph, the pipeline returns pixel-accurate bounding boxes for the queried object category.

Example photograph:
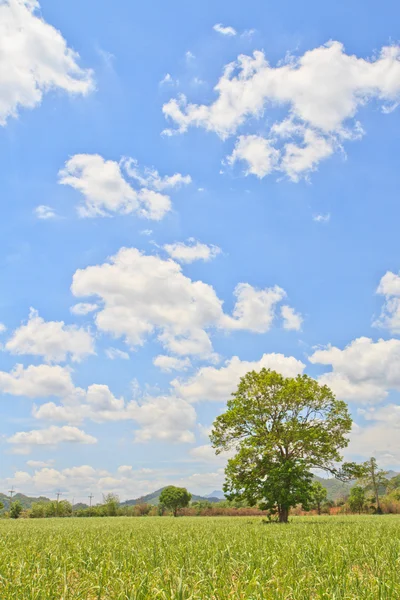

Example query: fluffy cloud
[71,247,295,357]
[213,23,237,36]
[221,284,287,332]
[309,337,400,402]
[374,271,400,333]
[59,154,190,219]
[281,305,303,331]
[8,425,97,453]
[164,240,221,263]
[163,42,400,179]
[227,135,280,177]
[347,416,400,467]
[172,353,305,402]
[129,395,197,443]
[0,0,93,125]
[34,205,57,220]
[5,308,95,363]
[153,355,192,372]
[0,363,75,398]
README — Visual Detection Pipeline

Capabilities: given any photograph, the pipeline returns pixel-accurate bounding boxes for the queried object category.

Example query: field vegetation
[1,515,400,599]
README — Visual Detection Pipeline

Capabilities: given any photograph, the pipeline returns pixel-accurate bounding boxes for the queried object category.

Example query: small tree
[159,486,192,517]
[349,486,366,514]
[0,501,4,512]
[10,501,23,519]
[211,369,353,523]
[358,457,388,514]
[102,493,120,516]
[310,481,328,515]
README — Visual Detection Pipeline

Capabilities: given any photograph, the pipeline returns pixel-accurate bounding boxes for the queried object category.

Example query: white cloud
[129,395,197,443]
[281,305,303,331]
[105,347,130,360]
[153,355,192,372]
[374,271,400,333]
[159,73,178,86]
[163,239,221,263]
[26,459,55,468]
[309,336,400,403]
[346,417,400,467]
[122,158,191,192]
[71,247,295,357]
[0,363,75,398]
[0,323,7,334]
[70,303,99,316]
[34,205,57,220]
[8,425,97,453]
[5,308,95,363]
[172,353,305,403]
[227,135,280,178]
[221,283,286,332]
[140,229,153,236]
[189,444,234,464]
[0,0,93,126]
[163,42,400,177]
[59,154,190,220]
[313,213,331,223]
[213,23,237,36]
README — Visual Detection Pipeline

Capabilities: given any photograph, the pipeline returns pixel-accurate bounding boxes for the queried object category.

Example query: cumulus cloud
[34,205,57,220]
[309,336,400,403]
[163,239,221,263]
[347,416,400,467]
[26,459,55,468]
[129,395,197,443]
[8,425,97,453]
[163,42,400,179]
[0,0,93,125]
[374,271,400,333]
[71,247,296,357]
[172,353,305,402]
[213,23,237,36]
[281,305,303,331]
[59,155,190,219]
[0,363,75,398]
[5,308,95,363]
[153,355,192,372]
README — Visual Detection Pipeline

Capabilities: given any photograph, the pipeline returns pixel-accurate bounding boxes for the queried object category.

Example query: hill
[0,493,51,511]
[121,487,221,506]
[206,490,225,500]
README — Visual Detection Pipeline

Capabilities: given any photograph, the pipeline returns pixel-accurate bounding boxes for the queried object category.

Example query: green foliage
[211,369,353,522]
[349,486,366,514]
[357,457,388,513]
[102,493,120,516]
[159,486,192,516]
[310,481,328,514]
[10,501,23,519]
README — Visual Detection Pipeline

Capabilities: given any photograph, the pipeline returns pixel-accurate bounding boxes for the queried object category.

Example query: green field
[1,516,400,599]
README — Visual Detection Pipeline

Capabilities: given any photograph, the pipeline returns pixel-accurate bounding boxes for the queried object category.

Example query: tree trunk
[173,507,177,517]
[317,503,321,516]
[278,506,289,523]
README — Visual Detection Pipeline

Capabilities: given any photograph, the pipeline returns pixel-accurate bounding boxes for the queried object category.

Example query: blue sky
[1,0,400,503]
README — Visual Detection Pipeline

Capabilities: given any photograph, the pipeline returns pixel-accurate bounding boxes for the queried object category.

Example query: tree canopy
[159,486,192,517]
[211,369,353,522]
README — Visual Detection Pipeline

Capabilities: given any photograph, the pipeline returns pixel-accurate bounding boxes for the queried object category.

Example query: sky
[1,0,400,504]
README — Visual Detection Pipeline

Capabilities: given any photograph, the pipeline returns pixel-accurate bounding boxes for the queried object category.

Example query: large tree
[210,369,353,523]
[159,486,192,517]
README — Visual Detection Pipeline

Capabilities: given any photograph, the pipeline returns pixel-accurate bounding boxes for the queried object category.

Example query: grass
[0,515,400,599]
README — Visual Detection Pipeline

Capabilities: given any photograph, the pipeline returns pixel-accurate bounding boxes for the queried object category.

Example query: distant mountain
[206,490,225,500]
[0,493,50,511]
[314,476,353,501]
[121,487,221,507]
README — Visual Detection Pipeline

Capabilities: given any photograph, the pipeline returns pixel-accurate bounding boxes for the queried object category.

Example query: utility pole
[8,487,15,502]
[89,493,94,517]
